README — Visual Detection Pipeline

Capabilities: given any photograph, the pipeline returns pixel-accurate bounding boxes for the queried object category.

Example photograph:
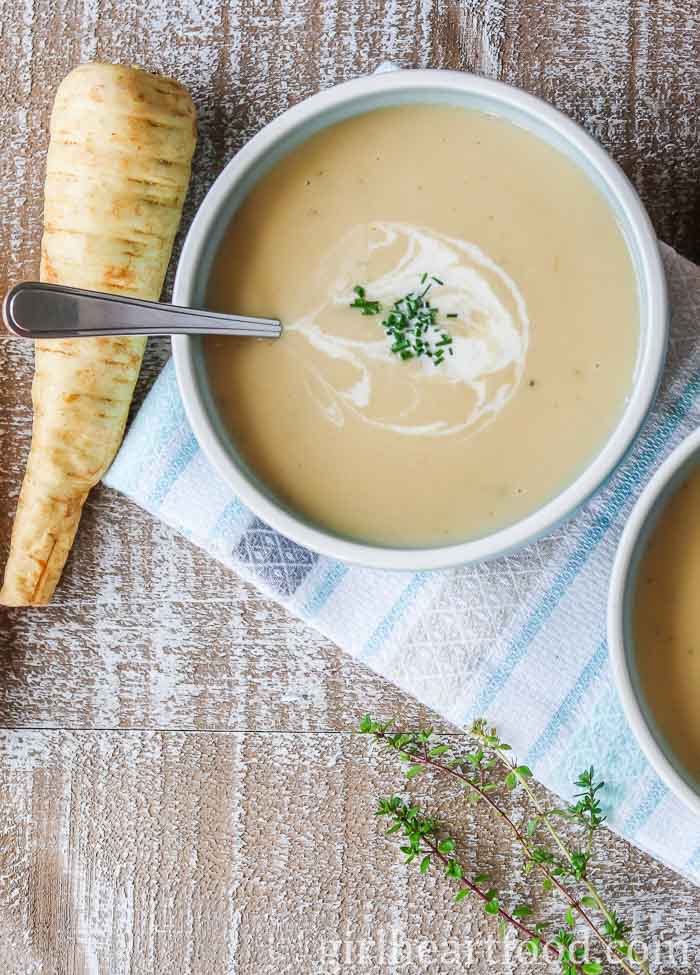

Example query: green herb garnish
[350,285,382,316]
[360,716,653,975]
[350,276,457,365]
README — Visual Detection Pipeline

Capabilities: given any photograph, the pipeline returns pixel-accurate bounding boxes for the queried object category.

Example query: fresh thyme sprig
[469,721,649,974]
[360,715,652,975]
[563,767,607,856]
[350,274,456,365]
[376,796,596,974]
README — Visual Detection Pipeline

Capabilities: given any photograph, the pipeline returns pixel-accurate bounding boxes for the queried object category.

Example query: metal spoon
[3,282,282,340]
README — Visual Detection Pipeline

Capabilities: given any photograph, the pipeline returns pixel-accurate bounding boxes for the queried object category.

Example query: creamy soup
[634,464,700,783]
[205,104,639,546]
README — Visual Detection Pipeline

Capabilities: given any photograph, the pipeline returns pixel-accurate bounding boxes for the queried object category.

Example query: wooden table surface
[1,2,699,972]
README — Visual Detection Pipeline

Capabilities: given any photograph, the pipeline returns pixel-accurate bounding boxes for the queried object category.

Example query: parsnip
[1,63,196,606]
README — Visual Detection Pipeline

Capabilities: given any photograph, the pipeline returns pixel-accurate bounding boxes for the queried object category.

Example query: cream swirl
[286,222,529,438]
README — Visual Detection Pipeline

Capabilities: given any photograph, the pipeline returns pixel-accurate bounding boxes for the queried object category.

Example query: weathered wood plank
[0,731,698,974]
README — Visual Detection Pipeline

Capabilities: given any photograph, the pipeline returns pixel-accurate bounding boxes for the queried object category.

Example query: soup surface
[634,464,700,783]
[205,104,639,546]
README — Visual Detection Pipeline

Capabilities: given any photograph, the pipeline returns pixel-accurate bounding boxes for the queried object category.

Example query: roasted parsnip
[1,62,196,606]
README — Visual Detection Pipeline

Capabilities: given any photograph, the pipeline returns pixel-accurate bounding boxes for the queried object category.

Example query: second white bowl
[608,428,700,818]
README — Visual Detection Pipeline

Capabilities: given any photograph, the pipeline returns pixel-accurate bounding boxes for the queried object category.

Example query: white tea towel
[105,243,700,883]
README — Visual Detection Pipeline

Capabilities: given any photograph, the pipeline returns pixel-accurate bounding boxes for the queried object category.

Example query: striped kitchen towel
[105,243,700,884]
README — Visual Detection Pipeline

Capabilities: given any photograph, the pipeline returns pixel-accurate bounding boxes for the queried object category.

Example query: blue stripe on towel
[211,498,247,544]
[364,572,429,658]
[303,563,349,617]
[527,640,608,766]
[685,844,700,873]
[623,777,668,836]
[472,372,700,719]
[148,432,199,508]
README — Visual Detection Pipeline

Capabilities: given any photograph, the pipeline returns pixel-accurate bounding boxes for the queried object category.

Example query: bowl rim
[608,427,700,818]
[172,67,668,571]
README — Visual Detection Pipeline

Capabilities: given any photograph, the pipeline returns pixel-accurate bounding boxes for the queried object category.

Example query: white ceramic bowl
[172,68,668,571]
[608,428,700,817]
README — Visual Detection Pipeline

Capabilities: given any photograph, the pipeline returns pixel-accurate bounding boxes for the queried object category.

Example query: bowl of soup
[172,69,667,570]
[609,429,700,817]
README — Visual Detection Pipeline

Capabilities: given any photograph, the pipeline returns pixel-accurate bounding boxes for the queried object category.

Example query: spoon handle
[3,282,282,340]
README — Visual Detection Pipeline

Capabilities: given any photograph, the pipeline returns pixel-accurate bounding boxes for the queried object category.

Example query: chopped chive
[350,274,456,365]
